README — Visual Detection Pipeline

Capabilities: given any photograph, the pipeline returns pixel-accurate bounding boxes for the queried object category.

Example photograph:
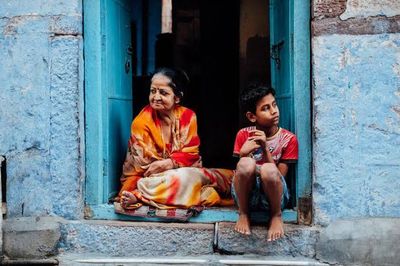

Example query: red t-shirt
[233,126,298,165]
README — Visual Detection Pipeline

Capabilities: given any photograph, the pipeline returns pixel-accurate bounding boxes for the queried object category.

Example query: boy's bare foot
[235,214,251,235]
[267,215,284,241]
[120,191,138,208]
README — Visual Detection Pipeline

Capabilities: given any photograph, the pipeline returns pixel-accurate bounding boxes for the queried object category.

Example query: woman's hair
[240,82,276,114]
[151,67,190,100]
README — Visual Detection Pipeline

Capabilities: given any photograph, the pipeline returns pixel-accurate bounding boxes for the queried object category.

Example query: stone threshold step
[3,217,319,259]
[58,220,319,257]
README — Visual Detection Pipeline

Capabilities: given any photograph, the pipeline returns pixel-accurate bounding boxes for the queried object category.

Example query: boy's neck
[256,125,279,138]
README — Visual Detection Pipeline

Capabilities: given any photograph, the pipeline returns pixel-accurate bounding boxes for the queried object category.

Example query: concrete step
[58,220,318,258]
[3,217,319,259]
[57,254,327,266]
[216,222,319,257]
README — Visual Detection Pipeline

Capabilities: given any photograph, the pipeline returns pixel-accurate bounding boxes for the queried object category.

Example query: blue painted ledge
[88,204,298,223]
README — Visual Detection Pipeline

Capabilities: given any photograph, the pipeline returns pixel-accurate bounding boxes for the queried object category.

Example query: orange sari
[119,105,233,209]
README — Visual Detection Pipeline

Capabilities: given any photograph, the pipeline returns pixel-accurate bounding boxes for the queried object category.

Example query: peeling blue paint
[313,33,400,225]
[0,1,84,219]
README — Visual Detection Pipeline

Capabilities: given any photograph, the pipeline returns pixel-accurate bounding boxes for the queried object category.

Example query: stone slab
[341,0,400,20]
[216,222,320,257]
[58,220,215,257]
[316,218,400,266]
[3,217,62,259]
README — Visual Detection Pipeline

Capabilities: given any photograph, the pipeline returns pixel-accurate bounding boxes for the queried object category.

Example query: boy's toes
[234,224,251,235]
[234,215,251,235]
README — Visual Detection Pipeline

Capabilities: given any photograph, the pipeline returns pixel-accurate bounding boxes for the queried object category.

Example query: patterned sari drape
[119,105,234,209]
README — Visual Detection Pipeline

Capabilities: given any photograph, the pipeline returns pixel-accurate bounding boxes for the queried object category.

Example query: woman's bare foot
[267,214,284,241]
[235,214,251,235]
[120,191,138,208]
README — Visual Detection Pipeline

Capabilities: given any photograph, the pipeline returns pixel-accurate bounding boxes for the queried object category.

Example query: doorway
[84,0,311,222]
[168,0,241,169]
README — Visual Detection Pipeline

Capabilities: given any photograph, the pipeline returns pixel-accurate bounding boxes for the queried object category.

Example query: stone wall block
[341,0,400,20]
[316,218,400,265]
[0,0,81,17]
[50,15,82,36]
[0,14,53,217]
[3,217,63,259]
[49,36,83,219]
[313,0,347,19]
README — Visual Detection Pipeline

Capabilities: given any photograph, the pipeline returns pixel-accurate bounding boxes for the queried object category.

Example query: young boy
[232,84,298,241]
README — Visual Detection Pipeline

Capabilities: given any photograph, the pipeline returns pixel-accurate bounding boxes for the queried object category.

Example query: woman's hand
[143,159,174,177]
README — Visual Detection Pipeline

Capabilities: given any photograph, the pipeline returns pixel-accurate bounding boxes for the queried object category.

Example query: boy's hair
[240,83,276,114]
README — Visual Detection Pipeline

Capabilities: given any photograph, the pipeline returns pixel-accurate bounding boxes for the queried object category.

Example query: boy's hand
[239,138,260,157]
[249,130,267,148]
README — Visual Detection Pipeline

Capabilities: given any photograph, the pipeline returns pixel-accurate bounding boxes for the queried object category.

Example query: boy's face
[247,93,279,129]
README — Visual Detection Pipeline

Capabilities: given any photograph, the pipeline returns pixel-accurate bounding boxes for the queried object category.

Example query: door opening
[85,0,311,221]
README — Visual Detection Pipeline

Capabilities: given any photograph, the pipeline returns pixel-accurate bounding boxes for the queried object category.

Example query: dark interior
[170,0,240,169]
[132,0,270,170]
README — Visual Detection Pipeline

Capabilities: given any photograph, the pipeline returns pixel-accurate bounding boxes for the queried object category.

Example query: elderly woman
[119,68,233,209]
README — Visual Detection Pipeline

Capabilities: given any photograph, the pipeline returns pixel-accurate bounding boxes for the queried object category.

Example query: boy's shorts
[231,168,289,210]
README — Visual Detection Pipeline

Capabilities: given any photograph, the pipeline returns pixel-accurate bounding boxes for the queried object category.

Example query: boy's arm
[277,162,289,177]
[263,148,275,164]
[233,130,259,158]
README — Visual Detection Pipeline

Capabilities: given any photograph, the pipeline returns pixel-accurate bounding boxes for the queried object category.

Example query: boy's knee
[260,163,280,183]
[236,157,256,179]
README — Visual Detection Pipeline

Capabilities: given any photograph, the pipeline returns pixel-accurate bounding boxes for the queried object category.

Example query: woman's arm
[143,158,174,177]
[169,110,201,167]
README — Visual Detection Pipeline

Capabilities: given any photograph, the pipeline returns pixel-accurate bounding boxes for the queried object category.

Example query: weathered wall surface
[0,0,84,219]
[312,0,400,225]
[0,0,399,230]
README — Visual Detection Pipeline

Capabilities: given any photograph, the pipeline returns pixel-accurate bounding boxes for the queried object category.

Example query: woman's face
[149,74,180,113]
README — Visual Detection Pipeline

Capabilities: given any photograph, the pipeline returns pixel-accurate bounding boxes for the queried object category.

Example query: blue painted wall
[312,33,400,225]
[0,0,399,227]
[0,0,84,219]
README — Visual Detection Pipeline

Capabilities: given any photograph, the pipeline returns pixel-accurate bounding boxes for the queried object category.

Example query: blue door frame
[84,0,311,223]
[270,0,312,221]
